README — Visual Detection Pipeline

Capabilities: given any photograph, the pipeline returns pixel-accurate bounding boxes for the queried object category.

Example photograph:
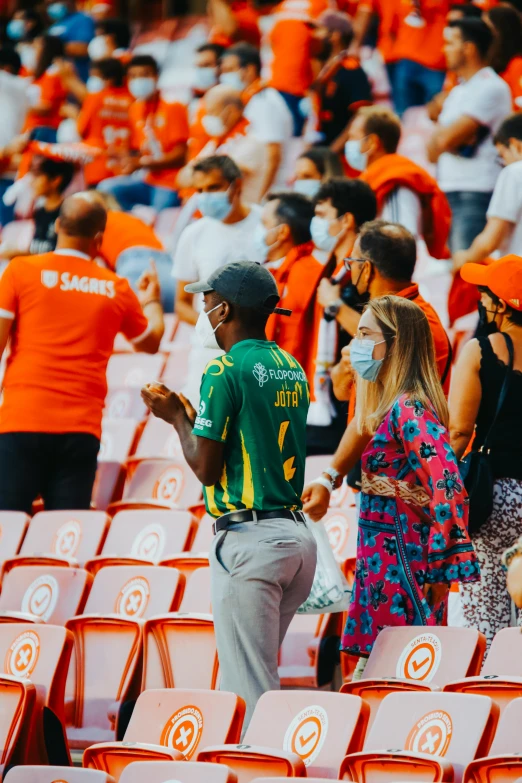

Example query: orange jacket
[360,153,452,259]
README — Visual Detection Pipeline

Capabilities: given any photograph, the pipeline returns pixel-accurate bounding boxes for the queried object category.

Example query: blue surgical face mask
[194,66,218,92]
[7,19,26,41]
[350,337,386,382]
[128,77,157,100]
[311,215,340,253]
[47,2,68,22]
[345,139,368,172]
[253,223,280,261]
[220,71,246,91]
[197,188,232,221]
[293,178,321,199]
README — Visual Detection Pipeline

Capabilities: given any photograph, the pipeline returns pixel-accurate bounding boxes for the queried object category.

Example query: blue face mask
[7,19,26,41]
[47,2,68,22]
[197,188,232,221]
[310,215,340,253]
[344,139,368,172]
[350,337,386,382]
[293,178,321,199]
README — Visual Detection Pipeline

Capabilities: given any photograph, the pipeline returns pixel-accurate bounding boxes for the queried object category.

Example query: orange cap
[460,255,522,311]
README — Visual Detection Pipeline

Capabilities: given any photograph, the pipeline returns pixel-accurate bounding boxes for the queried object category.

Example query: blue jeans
[97,177,180,212]
[0,179,15,227]
[116,247,175,313]
[276,90,306,137]
[392,59,445,116]
[445,191,492,253]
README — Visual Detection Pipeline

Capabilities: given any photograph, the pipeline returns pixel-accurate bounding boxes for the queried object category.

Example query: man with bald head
[0,192,164,513]
[181,83,266,203]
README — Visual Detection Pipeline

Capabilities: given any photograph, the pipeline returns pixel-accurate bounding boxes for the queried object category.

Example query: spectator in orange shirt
[487,4,522,110]
[0,192,164,513]
[23,35,68,138]
[77,58,133,186]
[98,55,189,212]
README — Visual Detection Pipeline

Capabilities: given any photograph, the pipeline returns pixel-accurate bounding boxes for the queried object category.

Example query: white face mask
[220,71,245,91]
[128,77,156,100]
[344,138,368,172]
[293,178,321,199]
[311,215,341,252]
[86,75,105,94]
[194,66,218,92]
[87,35,111,61]
[195,302,223,349]
[19,44,37,72]
[201,113,226,138]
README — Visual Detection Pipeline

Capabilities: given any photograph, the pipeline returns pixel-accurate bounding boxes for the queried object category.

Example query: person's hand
[317,278,341,308]
[453,250,469,271]
[423,582,450,607]
[507,554,522,609]
[339,344,354,378]
[139,155,156,168]
[141,382,186,424]
[137,260,161,307]
[179,392,197,426]
[302,482,331,522]
[121,156,140,175]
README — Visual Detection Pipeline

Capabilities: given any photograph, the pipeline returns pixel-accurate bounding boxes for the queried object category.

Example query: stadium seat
[5,768,114,782]
[93,419,141,511]
[142,567,216,690]
[161,346,192,391]
[339,691,498,783]
[131,416,183,460]
[106,354,166,389]
[84,509,196,576]
[463,697,522,783]
[107,457,202,514]
[159,512,213,579]
[0,565,92,625]
[341,626,487,726]
[444,628,522,713]
[104,387,148,420]
[1,511,110,576]
[322,506,358,581]
[119,761,237,783]
[83,688,245,781]
[0,676,35,774]
[279,612,343,689]
[65,565,184,750]
[0,512,29,569]
[198,690,369,779]
[252,780,344,783]
[0,623,73,765]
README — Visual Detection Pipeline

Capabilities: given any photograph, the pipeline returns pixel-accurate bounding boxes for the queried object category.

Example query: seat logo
[396,633,442,682]
[21,574,59,622]
[115,577,150,618]
[283,705,328,767]
[107,390,132,418]
[131,524,166,561]
[406,710,453,757]
[52,519,82,557]
[5,630,40,678]
[41,270,58,288]
[161,705,204,759]
[153,466,184,504]
[324,515,349,559]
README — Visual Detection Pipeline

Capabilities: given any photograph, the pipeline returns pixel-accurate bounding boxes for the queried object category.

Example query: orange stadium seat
[339,691,498,783]
[0,623,73,765]
[341,626,487,725]
[131,416,183,460]
[198,690,369,779]
[106,354,166,389]
[0,512,29,568]
[93,419,140,510]
[65,565,184,750]
[322,506,358,581]
[279,612,343,689]
[253,780,344,783]
[0,676,35,774]
[142,566,216,691]
[160,346,192,391]
[104,387,148,420]
[119,761,237,783]
[5,768,114,782]
[159,512,213,579]
[0,565,92,625]
[107,457,202,514]
[463,697,522,783]
[444,628,522,713]
[84,509,196,576]
[1,511,110,576]
[84,688,245,781]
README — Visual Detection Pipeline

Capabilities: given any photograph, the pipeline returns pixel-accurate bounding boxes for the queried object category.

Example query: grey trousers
[210,516,317,727]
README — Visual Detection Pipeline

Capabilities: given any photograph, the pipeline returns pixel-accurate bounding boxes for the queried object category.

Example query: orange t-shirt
[23,66,67,132]
[501,56,522,111]
[209,0,261,47]
[77,86,134,186]
[100,211,164,271]
[269,17,314,96]
[392,0,449,72]
[0,251,149,438]
[130,98,190,191]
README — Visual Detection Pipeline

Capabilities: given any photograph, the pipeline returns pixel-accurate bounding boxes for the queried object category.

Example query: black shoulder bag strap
[441,333,453,388]
[481,332,514,454]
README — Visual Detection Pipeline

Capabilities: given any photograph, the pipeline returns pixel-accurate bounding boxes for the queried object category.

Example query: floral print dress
[342,394,480,657]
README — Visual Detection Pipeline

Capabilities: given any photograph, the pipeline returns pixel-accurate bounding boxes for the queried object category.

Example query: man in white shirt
[220,43,293,194]
[0,48,30,226]
[454,113,522,267]
[173,155,261,402]
[427,18,512,253]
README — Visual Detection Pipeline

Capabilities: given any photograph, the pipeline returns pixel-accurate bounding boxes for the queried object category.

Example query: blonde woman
[341,296,479,661]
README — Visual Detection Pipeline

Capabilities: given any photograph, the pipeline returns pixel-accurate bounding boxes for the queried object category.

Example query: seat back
[104,387,148,420]
[0,677,35,768]
[482,628,522,677]
[5,768,114,782]
[134,417,183,459]
[106,354,165,389]
[364,626,486,684]
[99,510,194,563]
[488,697,522,755]
[180,567,211,612]
[364,692,497,777]
[0,566,92,624]
[243,691,368,777]
[0,513,29,563]
[322,507,357,567]
[123,689,244,756]
[83,565,184,617]
[122,459,202,508]
[160,346,191,392]
[191,515,214,552]
[119,761,236,783]
[20,512,109,564]
[98,419,138,463]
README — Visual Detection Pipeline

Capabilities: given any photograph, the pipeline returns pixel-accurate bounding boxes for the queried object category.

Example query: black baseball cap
[185,261,292,316]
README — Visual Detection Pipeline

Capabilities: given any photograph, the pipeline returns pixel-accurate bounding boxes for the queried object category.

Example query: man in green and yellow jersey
[141,261,317,726]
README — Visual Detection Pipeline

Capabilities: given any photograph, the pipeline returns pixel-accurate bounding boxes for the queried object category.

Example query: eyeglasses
[343,256,372,273]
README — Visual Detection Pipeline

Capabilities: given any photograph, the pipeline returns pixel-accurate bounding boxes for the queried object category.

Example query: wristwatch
[322,466,343,490]
[324,298,343,320]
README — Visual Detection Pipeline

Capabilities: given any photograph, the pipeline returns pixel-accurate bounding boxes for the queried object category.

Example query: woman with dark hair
[487,4,522,109]
[450,256,522,648]
[22,35,67,135]
[293,146,344,199]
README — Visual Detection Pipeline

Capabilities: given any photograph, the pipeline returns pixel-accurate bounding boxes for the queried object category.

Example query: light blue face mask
[47,2,68,22]
[293,178,321,199]
[197,188,232,221]
[344,139,368,173]
[310,215,339,253]
[7,19,26,41]
[350,337,386,382]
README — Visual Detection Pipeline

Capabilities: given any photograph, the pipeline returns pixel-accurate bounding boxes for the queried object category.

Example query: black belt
[213,508,306,534]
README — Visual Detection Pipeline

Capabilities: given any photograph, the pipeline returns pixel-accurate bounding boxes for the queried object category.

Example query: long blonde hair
[355,295,448,436]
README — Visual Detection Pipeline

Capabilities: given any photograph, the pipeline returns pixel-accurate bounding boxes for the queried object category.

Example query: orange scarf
[360,153,452,259]
[242,78,267,105]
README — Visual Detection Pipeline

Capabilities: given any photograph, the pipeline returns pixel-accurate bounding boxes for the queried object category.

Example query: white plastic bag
[297,515,352,614]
